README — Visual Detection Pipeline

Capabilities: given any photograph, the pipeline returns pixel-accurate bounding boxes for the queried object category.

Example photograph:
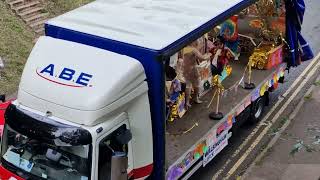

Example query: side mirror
[115,129,132,145]
[111,152,128,180]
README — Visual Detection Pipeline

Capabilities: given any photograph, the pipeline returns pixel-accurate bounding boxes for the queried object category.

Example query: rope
[167,122,199,136]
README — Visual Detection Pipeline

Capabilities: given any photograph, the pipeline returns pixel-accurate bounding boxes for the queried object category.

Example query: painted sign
[198,61,212,96]
[203,130,229,166]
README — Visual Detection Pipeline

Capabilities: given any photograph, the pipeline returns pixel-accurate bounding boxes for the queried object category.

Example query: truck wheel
[249,96,266,124]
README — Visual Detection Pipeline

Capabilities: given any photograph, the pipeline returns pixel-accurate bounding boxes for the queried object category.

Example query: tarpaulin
[285,0,314,68]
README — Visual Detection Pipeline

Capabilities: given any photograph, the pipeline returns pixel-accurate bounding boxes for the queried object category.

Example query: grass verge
[43,0,93,17]
[0,0,93,95]
[0,1,35,95]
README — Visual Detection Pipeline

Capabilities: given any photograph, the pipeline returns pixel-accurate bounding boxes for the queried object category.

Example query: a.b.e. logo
[36,64,93,88]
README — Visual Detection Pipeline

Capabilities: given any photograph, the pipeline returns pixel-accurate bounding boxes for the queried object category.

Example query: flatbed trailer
[166,57,285,179]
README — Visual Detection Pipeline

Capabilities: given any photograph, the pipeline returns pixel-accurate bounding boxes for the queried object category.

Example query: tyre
[249,96,266,124]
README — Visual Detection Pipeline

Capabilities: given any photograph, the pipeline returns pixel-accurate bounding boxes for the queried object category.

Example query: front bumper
[0,165,24,180]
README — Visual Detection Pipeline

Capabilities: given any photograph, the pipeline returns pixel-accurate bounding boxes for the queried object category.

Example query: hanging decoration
[243,57,256,89]
[250,44,284,70]
[220,15,240,60]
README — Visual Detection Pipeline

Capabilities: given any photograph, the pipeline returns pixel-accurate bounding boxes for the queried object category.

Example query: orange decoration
[249,19,264,29]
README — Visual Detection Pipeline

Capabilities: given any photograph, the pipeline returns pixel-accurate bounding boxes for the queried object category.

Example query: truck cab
[0,37,153,180]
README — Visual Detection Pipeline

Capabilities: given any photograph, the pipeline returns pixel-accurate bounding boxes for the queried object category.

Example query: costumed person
[209,35,231,76]
[183,40,211,108]
[166,53,178,80]
[176,51,185,83]
[197,36,207,54]
[220,15,240,61]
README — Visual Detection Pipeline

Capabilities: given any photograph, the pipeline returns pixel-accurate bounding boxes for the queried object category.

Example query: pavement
[244,75,320,180]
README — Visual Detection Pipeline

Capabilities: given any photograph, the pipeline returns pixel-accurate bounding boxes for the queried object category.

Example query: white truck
[0,0,311,179]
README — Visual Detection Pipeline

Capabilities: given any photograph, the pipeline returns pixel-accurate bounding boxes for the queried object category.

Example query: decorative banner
[236,104,245,115]
[206,129,217,147]
[167,166,183,180]
[277,71,281,79]
[260,81,269,96]
[228,115,233,126]
[268,79,272,88]
[268,45,284,69]
[167,140,208,180]
[203,130,229,167]
[177,93,186,118]
[273,74,278,83]
[198,61,213,96]
[251,88,260,101]
[216,119,233,136]
[244,96,251,108]
[280,69,285,77]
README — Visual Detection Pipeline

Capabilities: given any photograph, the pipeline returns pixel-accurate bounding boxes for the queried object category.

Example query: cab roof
[19,37,146,119]
[47,0,254,52]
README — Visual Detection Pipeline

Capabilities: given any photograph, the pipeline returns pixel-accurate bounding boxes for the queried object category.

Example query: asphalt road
[189,0,320,179]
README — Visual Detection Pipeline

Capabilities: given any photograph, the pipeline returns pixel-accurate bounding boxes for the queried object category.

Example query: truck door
[96,123,133,180]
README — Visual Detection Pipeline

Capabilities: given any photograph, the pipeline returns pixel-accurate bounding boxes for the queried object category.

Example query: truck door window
[98,125,128,180]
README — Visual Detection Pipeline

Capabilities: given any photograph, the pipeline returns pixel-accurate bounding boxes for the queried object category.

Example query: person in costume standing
[183,40,211,108]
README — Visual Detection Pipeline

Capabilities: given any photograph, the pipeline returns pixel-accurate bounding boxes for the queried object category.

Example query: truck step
[18,6,42,17]
[13,1,39,13]
[29,18,47,28]
[24,13,48,23]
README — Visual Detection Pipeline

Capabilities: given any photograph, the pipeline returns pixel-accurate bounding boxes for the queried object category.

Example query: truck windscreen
[0,104,92,180]
[4,104,92,146]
